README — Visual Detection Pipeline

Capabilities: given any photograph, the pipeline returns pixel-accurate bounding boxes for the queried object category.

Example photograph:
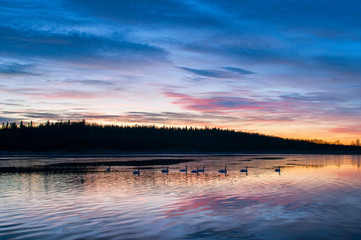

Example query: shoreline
[1,151,360,173]
[1,150,361,158]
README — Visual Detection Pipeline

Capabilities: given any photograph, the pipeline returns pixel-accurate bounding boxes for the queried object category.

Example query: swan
[198,166,205,173]
[219,166,227,173]
[240,166,248,172]
[179,166,188,172]
[275,166,281,172]
[191,167,199,173]
[161,167,169,173]
[133,168,140,175]
[107,166,111,172]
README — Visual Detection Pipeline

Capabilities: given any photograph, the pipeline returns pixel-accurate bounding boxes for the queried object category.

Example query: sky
[0,0,361,144]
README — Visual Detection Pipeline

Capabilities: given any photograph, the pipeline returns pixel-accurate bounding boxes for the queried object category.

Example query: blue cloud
[180,67,254,79]
[313,55,361,75]
[0,62,37,75]
[0,26,167,65]
[223,67,255,75]
[280,93,347,103]
[65,79,115,86]
[204,0,361,37]
[180,67,230,78]
[66,0,224,28]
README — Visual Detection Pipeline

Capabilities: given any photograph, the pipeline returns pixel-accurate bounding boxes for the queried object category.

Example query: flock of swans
[107,165,282,175]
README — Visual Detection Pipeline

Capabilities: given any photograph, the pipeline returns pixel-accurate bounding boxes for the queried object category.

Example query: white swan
[275,166,281,172]
[191,167,199,173]
[133,168,140,175]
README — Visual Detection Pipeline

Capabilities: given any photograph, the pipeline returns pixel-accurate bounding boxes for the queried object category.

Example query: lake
[1,154,361,239]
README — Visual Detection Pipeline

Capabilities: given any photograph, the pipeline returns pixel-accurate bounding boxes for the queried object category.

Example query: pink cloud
[331,125,361,135]
[163,91,294,112]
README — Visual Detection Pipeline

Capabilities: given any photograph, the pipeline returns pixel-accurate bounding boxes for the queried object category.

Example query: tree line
[0,120,360,153]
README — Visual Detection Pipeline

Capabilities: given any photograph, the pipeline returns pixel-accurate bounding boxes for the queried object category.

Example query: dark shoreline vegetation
[0,158,196,173]
[0,120,360,154]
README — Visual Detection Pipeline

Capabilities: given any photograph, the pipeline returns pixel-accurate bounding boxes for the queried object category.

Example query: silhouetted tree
[10,122,17,130]
[0,120,360,153]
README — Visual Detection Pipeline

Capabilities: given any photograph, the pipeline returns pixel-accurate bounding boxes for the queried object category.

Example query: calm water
[1,154,361,239]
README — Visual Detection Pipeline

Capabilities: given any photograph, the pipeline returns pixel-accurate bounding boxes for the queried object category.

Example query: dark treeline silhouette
[0,120,360,153]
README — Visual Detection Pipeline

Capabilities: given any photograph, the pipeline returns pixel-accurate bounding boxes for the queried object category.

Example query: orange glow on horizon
[15,117,357,145]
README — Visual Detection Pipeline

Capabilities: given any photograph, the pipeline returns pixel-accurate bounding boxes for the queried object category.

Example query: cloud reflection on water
[1,155,361,239]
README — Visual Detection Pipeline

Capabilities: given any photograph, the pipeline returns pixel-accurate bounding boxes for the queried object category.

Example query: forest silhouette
[0,120,360,153]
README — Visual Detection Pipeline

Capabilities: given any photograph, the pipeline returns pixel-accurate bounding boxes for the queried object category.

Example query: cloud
[331,125,361,135]
[163,90,360,123]
[181,43,288,64]
[280,93,347,103]
[124,111,239,123]
[180,66,255,79]
[0,102,22,106]
[0,62,37,75]
[22,112,64,119]
[0,117,17,123]
[0,110,98,122]
[0,26,168,65]
[66,0,224,29]
[180,67,231,78]
[0,1,82,30]
[312,55,361,75]
[163,92,275,112]
[65,79,115,86]
[0,87,115,99]
[0,110,240,127]
[223,67,255,75]
[204,0,361,37]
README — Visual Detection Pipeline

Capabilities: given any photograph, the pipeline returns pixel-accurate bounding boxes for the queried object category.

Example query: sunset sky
[1,0,361,143]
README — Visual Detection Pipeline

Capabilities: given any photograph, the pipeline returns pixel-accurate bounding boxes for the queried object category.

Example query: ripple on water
[1,155,361,239]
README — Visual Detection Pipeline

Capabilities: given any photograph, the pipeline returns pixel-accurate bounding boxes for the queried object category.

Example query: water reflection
[1,155,361,239]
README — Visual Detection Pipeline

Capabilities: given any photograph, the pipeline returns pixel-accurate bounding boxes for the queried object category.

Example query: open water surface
[1,154,361,239]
